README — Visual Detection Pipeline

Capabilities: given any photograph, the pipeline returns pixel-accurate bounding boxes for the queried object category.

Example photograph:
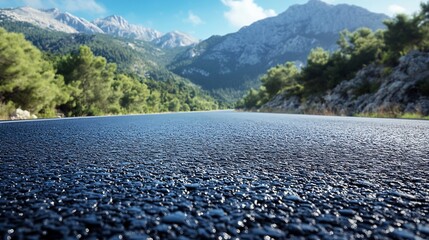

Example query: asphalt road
[1,111,428,239]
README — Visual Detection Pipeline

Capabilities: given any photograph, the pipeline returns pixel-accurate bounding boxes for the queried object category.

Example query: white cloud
[186,11,204,26]
[388,4,407,15]
[221,0,276,28]
[9,0,106,14]
[62,0,105,14]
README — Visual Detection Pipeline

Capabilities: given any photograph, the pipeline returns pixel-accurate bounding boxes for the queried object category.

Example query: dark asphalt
[0,111,428,239]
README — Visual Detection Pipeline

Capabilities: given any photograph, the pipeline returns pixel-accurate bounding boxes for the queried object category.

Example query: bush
[353,79,381,97]
[417,77,429,96]
[0,102,15,120]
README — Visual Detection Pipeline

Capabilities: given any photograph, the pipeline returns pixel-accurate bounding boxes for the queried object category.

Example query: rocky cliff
[263,51,429,117]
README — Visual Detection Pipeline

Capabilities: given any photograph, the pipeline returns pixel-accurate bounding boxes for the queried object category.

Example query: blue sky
[0,0,425,39]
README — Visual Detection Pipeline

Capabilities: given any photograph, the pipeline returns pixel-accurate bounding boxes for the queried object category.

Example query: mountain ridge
[92,15,162,41]
[0,6,198,48]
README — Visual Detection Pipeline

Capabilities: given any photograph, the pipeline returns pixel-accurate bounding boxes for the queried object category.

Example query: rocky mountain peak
[92,15,162,41]
[101,15,129,27]
[154,31,199,48]
[0,6,198,48]
[0,6,79,33]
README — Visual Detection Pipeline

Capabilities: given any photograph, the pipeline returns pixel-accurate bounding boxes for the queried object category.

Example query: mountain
[0,7,103,34]
[92,16,199,48]
[153,31,199,49]
[92,15,162,41]
[0,7,198,48]
[47,9,104,34]
[170,0,389,92]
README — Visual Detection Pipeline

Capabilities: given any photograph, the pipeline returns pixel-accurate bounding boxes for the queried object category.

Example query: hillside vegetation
[237,2,429,118]
[0,28,218,119]
[0,20,188,74]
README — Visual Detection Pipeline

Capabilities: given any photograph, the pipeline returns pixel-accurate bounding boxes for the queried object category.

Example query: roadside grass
[354,112,429,120]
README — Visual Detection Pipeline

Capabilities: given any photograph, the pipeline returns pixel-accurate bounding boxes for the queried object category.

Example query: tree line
[237,2,429,109]
[0,28,218,119]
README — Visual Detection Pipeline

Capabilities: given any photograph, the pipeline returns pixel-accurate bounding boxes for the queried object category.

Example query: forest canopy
[0,29,218,119]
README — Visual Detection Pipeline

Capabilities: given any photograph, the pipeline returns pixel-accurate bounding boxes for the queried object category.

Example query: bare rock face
[263,51,429,116]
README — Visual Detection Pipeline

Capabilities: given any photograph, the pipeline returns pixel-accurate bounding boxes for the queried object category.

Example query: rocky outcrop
[10,108,37,120]
[263,51,429,116]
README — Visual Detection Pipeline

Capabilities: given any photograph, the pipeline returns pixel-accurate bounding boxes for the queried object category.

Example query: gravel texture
[0,111,428,239]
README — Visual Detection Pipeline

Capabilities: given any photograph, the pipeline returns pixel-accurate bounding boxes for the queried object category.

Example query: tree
[57,46,117,116]
[325,28,384,88]
[383,14,422,64]
[0,27,68,115]
[417,1,429,50]
[300,47,330,94]
[168,98,181,112]
[114,74,150,113]
[261,62,300,99]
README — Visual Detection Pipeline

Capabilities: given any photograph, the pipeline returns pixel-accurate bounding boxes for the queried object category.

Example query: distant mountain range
[170,0,389,91]
[0,6,198,48]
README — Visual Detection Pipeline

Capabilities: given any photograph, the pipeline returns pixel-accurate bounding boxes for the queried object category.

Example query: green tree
[0,27,68,115]
[383,14,422,64]
[325,28,384,88]
[57,46,117,116]
[300,47,330,94]
[417,1,429,50]
[261,62,300,99]
[113,74,150,113]
[168,98,181,112]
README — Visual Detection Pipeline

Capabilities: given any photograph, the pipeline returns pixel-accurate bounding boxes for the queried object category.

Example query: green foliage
[261,62,300,99]
[0,101,15,120]
[383,14,421,64]
[0,26,218,118]
[300,48,331,94]
[353,79,381,97]
[417,76,429,96]
[56,46,117,116]
[240,88,261,109]
[55,46,218,117]
[113,74,150,113]
[300,29,384,95]
[0,20,180,75]
[239,62,301,109]
[210,88,246,108]
[0,27,69,115]
[383,2,429,64]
